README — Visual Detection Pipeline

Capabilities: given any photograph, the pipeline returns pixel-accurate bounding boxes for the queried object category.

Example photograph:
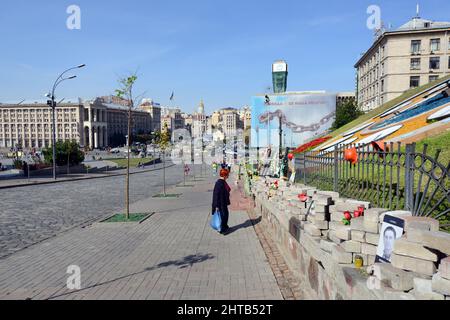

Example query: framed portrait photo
[375,214,405,263]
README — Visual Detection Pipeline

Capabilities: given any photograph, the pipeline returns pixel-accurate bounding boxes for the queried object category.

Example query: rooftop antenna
[412,3,420,29]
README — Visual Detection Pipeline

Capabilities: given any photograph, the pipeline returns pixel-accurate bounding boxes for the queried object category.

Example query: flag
[170,91,174,101]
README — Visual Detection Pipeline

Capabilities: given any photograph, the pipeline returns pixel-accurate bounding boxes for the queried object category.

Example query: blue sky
[1,0,449,114]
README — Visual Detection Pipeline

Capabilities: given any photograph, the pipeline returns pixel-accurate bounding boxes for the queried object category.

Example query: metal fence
[295,142,450,230]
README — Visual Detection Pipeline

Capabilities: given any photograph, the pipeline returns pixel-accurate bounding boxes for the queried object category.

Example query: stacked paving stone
[250,176,450,300]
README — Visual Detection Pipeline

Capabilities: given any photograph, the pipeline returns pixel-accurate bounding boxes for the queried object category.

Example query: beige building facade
[139,99,161,132]
[355,17,450,112]
[336,92,356,106]
[0,102,85,149]
[0,98,152,150]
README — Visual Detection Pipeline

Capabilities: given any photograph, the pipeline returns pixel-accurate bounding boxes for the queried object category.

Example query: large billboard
[250,93,336,148]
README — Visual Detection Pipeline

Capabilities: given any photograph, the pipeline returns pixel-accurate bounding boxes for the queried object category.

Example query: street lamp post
[191,133,195,181]
[279,116,283,158]
[47,64,85,180]
[278,116,283,178]
[201,125,205,176]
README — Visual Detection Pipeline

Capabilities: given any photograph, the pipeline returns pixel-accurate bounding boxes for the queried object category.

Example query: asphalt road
[0,162,189,259]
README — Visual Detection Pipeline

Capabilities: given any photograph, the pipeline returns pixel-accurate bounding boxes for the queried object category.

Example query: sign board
[272,62,287,73]
[250,93,336,148]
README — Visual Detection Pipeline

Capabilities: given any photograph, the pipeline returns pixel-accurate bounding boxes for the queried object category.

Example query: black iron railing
[296,142,450,230]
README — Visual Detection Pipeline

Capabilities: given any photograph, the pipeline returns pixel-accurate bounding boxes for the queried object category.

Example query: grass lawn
[107,157,154,168]
[411,129,450,165]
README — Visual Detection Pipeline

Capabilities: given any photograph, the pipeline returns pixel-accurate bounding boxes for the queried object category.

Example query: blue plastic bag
[210,209,222,232]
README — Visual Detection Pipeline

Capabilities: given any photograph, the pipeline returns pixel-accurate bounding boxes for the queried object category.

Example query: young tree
[115,73,139,219]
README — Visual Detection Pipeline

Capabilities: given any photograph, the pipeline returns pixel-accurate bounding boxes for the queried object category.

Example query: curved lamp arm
[51,64,86,98]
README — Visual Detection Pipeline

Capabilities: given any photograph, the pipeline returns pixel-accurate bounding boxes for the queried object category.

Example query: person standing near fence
[212,168,231,235]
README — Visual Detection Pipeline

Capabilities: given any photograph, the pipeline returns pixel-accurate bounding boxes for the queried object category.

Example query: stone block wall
[251,177,450,300]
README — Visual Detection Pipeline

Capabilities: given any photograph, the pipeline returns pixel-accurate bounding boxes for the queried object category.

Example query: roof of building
[0,98,83,106]
[101,103,148,113]
[397,17,450,31]
[355,16,450,67]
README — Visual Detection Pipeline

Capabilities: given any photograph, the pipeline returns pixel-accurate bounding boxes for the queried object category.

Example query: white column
[94,127,99,149]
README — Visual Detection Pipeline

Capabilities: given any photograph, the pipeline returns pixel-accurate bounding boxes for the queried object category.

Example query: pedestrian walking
[212,168,231,235]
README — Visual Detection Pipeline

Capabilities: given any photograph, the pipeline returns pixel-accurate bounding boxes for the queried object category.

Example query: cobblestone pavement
[0,161,164,189]
[0,175,283,300]
[231,177,303,300]
[0,162,185,259]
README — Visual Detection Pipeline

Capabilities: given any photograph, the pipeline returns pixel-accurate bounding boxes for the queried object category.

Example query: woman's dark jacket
[212,179,230,214]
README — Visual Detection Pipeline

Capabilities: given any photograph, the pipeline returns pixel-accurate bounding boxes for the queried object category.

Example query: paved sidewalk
[0,173,282,300]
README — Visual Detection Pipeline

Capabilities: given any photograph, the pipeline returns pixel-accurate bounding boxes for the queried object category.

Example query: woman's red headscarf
[220,169,229,178]
[220,169,231,192]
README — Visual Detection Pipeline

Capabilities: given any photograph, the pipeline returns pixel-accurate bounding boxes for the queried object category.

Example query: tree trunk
[126,106,132,220]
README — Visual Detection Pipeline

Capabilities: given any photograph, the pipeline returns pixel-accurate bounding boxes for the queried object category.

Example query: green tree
[155,123,171,196]
[42,141,84,168]
[134,134,153,144]
[331,99,363,130]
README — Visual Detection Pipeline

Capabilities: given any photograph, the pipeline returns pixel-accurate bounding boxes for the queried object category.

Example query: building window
[430,38,440,52]
[411,40,421,54]
[429,75,439,82]
[410,58,421,70]
[410,76,420,88]
[430,57,440,69]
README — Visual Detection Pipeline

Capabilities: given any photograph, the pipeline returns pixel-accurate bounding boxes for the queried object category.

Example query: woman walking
[212,168,231,234]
